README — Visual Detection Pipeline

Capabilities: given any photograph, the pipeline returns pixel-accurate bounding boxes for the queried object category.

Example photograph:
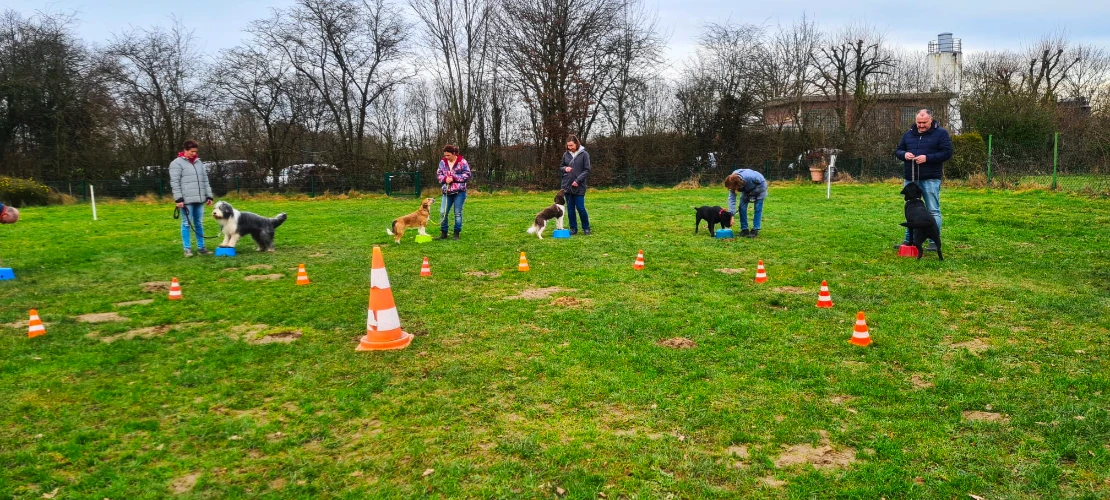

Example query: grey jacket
[169,156,213,204]
[560,147,591,195]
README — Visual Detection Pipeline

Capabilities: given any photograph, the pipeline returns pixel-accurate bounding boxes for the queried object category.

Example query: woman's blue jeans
[565,193,590,230]
[738,197,763,231]
[440,191,466,233]
[180,203,207,250]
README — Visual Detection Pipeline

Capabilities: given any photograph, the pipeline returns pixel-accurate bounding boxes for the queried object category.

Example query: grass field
[2,183,1109,499]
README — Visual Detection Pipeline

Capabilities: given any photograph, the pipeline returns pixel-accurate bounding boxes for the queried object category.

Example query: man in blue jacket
[895,109,952,250]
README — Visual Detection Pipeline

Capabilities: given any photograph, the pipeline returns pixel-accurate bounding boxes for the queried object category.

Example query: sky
[8,0,1110,70]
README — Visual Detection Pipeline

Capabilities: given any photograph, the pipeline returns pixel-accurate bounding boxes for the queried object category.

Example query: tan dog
[386,197,436,243]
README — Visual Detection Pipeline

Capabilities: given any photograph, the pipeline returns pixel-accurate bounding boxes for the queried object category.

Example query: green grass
[2,183,1110,499]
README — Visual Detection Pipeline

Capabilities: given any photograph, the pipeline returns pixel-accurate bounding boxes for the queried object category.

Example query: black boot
[439,230,449,240]
[739,229,750,237]
[453,230,460,240]
[748,229,759,238]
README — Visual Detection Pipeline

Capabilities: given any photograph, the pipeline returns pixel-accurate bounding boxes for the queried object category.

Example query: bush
[947,132,988,180]
[0,176,51,206]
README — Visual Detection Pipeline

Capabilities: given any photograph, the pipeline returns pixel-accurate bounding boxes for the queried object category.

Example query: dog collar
[719,208,726,215]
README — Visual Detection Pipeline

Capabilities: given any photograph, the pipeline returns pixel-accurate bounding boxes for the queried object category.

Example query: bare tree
[500,0,624,167]
[810,25,893,148]
[106,20,206,166]
[409,0,494,153]
[249,0,410,171]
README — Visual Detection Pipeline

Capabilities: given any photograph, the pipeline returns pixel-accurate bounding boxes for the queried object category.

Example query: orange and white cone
[420,257,431,277]
[296,264,310,285]
[27,309,46,338]
[168,278,182,300]
[849,311,872,346]
[633,250,645,270]
[755,260,768,283]
[357,246,413,351]
[815,280,833,308]
[518,252,530,272]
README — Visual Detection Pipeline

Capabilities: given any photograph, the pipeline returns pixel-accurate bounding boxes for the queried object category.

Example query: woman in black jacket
[560,134,591,235]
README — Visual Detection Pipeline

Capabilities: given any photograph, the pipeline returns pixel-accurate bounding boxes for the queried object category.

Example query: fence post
[489,168,494,194]
[235,176,240,196]
[414,172,421,196]
[1051,132,1059,190]
[81,180,87,202]
[159,178,164,198]
[985,134,993,184]
[310,176,316,198]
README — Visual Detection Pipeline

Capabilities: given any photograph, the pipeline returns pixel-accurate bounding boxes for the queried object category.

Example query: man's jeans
[903,179,941,242]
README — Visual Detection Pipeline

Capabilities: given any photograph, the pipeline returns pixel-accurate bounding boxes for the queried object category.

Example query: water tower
[927,33,963,132]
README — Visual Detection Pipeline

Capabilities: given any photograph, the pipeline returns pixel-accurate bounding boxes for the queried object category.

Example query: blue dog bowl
[715,228,734,239]
[0,267,14,280]
[214,247,237,257]
[552,229,571,239]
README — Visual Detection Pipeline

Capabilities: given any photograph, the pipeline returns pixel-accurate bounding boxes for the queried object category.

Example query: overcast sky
[9,0,1110,70]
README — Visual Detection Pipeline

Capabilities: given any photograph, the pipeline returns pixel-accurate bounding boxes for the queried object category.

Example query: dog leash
[173,205,219,240]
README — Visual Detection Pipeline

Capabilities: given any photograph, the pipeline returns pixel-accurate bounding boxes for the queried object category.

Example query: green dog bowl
[415,235,434,244]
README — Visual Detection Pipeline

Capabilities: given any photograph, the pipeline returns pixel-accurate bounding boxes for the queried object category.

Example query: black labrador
[694,206,733,236]
[900,182,943,260]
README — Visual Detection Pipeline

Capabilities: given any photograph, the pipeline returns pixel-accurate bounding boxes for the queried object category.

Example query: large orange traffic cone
[518,252,530,272]
[849,311,872,346]
[815,280,833,308]
[420,257,432,277]
[357,246,414,351]
[296,263,310,285]
[633,250,645,270]
[168,278,182,300]
[755,260,768,283]
[27,309,46,338]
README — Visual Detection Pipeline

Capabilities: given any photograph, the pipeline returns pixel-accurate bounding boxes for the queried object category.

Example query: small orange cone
[849,311,872,346]
[357,246,414,351]
[27,309,46,338]
[633,250,645,270]
[815,280,833,308]
[518,252,530,272]
[296,263,310,285]
[755,260,768,283]
[168,278,182,300]
[420,257,432,277]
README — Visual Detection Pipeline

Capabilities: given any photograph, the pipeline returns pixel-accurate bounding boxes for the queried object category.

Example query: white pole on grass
[827,154,836,199]
[90,184,98,221]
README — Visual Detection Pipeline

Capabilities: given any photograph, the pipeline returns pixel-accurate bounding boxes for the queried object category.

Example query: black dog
[212,201,288,252]
[694,206,733,236]
[900,183,943,260]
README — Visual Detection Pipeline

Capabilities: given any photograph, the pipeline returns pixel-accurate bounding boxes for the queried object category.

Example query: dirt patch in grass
[910,375,935,389]
[76,312,128,323]
[246,264,273,270]
[170,472,200,494]
[309,253,327,258]
[465,271,500,278]
[963,411,1009,423]
[773,286,809,294]
[227,324,269,340]
[3,319,53,329]
[250,330,303,344]
[715,268,747,274]
[550,296,591,308]
[244,274,283,281]
[96,325,170,343]
[269,478,287,490]
[658,337,696,349]
[774,431,857,470]
[948,338,991,354]
[828,395,855,404]
[141,281,172,292]
[727,445,750,458]
[759,476,786,488]
[115,299,154,307]
[221,267,240,272]
[505,286,571,300]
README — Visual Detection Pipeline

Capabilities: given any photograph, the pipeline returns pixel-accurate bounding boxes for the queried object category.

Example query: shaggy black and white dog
[526,190,566,239]
[212,201,287,252]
